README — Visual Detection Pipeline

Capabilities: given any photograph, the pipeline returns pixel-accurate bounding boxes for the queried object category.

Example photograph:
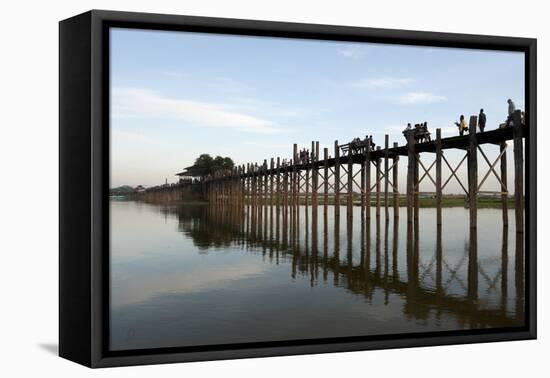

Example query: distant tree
[187,154,234,177]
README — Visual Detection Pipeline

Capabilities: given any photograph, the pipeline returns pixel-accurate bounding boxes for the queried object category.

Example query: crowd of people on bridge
[297,148,314,164]
[403,122,431,143]
[397,98,524,143]
[454,99,524,137]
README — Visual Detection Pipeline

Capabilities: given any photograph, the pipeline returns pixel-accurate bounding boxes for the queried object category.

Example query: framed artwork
[59,10,536,368]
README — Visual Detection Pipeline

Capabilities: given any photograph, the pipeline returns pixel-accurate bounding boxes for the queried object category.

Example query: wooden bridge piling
[366,138,372,221]
[323,147,329,215]
[436,128,442,227]
[413,148,419,236]
[264,160,269,231]
[468,116,478,229]
[361,144,367,221]
[513,110,524,234]
[376,147,381,219]
[312,141,319,228]
[334,140,341,219]
[293,145,298,235]
[407,132,415,228]
[384,135,389,220]
[392,141,399,220]
[312,142,319,208]
[500,142,508,227]
[270,158,274,207]
[347,148,353,220]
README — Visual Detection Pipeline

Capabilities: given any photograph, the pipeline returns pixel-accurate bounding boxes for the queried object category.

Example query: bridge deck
[234,125,525,179]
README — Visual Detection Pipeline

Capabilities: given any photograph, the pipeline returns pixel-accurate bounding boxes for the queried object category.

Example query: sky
[110,28,525,194]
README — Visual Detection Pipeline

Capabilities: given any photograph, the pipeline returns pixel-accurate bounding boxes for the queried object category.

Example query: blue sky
[110,28,524,193]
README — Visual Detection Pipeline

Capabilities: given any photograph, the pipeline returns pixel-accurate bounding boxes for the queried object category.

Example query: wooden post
[500,142,509,227]
[392,142,399,219]
[264,165,268,240]
[376,147,381,218]
[366,138,371,221]
[347,151,353,219]
[276,158,281,240]
[312,142,319,216]
[407,132,415,227]
[334,140,340,218]
[293,144,298,233]
[283,160,288,227]
[323,148,328,214]
[468,115,478,229]
[276,158,281,206]
[312,142,319,236]
[413,149,419,233]
[513,110,524,233]
[246,163,250,214]
[384,135,389,220]
[436,128,442,227]
[270,158,274,207]
[361,144,366,221]
[264,159,268,228]
[290,155,300,237]
[282,162,288,247]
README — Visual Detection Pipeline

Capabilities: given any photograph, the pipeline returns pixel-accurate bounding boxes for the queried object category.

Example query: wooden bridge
[204,110,526,236]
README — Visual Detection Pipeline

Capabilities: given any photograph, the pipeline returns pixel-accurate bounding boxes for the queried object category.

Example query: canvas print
[109,28,526,352]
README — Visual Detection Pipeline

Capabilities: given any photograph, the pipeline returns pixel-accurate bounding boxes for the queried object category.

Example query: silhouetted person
[506,99,516,127]
[455,115,468,136]
[423,122,431,141]
[369,135,376,150]
[478,109,486,132]
[508,99,516,117]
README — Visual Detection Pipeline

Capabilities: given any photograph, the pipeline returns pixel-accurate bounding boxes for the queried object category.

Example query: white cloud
[337,46,365,58]
[354,77,414,89]
[397,92,447,105]
[112,87,284,134]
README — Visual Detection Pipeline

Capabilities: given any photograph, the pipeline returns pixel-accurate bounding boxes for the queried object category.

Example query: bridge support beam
[312,141,319,227]
[334,140,340,219]
[361,146,367,221]
[513,110,524,234]
[323,148,328,216]
[392,142,399,220]
[468,116,478,229]
[384,135,389,220]
[413,148,419,237]
[500,142,508,227]
[366,138,372,222]
[436,128,442,227]
[376,147,381,219]
[347,154,353,220]
[406,132,415,228]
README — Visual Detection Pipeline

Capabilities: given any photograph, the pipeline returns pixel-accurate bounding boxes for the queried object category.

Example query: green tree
[187,154,234,177]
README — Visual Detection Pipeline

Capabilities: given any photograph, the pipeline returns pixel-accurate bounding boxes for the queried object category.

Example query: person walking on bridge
[506,99,516,127]
[508,99,516,116]
[455,115,468,136]
[478,109,486,132]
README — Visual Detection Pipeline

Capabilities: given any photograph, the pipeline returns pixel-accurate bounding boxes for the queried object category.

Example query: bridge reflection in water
[172,203,524,330]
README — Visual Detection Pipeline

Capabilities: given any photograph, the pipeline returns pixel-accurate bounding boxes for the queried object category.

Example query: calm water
[110,201,525,351]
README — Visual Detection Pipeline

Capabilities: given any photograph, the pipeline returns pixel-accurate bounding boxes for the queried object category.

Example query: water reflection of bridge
[169,204,524,330]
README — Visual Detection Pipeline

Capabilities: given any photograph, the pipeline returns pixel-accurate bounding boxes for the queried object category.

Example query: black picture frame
[59,9,537,368]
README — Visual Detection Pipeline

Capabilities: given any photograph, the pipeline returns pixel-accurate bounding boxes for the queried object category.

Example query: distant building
[175,167,201,184]
[134,185,146,193]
